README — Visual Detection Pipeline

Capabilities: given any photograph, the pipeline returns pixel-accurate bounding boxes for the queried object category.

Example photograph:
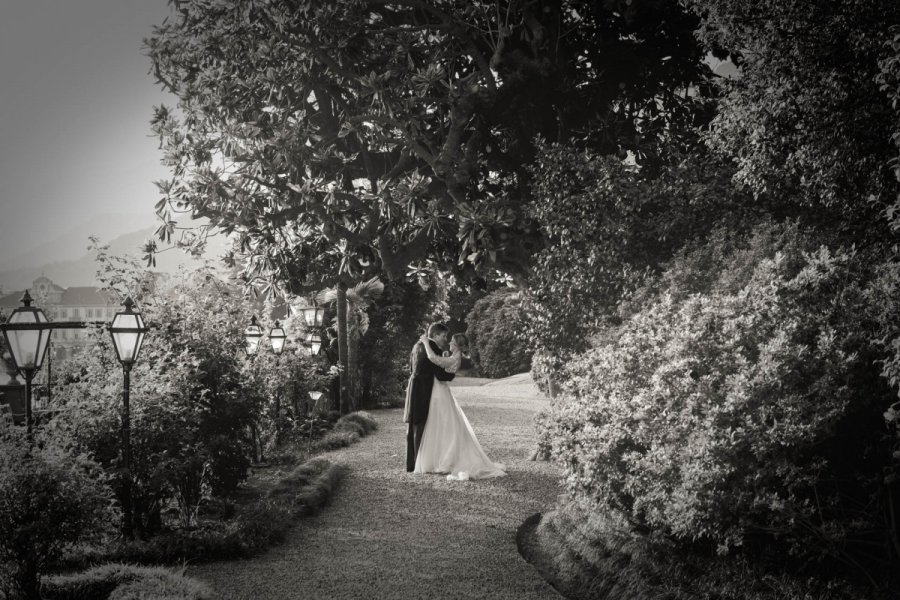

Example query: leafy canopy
[146,0,713,293]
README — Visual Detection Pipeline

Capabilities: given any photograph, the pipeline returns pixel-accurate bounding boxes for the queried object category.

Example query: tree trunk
[16,556,40,600]
[348,318,359,412]
[337,280,350,414]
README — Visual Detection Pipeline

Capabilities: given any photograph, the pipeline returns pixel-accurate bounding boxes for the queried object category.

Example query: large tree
[146,0,713,290]
[146,0,714,410]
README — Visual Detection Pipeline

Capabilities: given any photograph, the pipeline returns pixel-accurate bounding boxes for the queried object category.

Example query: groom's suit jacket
[403,339,455,425]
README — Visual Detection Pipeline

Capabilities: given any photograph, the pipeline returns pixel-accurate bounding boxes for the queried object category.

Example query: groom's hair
[427,323,449,338]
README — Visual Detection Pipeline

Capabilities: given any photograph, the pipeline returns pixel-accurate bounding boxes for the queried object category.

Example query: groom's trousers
[406,422,425,472]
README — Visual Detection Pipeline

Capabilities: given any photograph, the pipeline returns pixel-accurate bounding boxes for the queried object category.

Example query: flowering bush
[465,288,533,378]
[542,222,898,574]
[0,425,117,600]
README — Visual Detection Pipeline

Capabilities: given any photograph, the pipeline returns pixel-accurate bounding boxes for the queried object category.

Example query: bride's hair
[451,333,470,354]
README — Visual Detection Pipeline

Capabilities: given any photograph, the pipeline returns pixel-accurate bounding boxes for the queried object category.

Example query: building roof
[61,287,114,306]
[0,285,113,311]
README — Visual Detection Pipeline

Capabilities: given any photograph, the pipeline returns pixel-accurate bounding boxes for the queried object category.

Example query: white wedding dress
[413,348,506,480]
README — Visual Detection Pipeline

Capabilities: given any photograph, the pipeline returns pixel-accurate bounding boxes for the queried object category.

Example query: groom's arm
[434,364,456,382]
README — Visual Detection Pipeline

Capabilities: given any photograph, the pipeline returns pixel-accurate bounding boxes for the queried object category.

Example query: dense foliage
[540,222,899,586]
[357,279,437,408]
[145,0,714,288]
[47,266,332,538]
[0,425,117,600]
[465,288,532,378]
[133,0,900,596]
[684,0,900,234]
[524,141,750,392]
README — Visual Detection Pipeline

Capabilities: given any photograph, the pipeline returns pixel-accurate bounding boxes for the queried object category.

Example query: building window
[60,308,68,318]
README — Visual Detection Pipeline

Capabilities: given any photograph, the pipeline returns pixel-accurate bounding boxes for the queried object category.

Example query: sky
[0,0,175,261]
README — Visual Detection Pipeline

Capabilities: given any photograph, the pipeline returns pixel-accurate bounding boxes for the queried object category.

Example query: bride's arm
[419,335,461,372]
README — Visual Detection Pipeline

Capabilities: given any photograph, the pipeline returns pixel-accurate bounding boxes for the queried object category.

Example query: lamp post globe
[244,316,263,356]
[0,290,51,436]
[107,296,149,541]
[269,321,287,355]
[109,297,147,365]
[305,332,322,356]
[297,301,324,328]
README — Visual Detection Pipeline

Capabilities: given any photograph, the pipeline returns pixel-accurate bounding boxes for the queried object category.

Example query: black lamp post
[307,390,324,455]
[244,316,263,356]
[0,290,51,437]
[108,297,148,540]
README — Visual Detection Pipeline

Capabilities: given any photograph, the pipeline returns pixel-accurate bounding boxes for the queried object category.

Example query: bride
[413,333,506,480]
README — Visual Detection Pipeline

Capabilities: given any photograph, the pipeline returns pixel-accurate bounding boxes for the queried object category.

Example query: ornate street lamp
[304,332,322,356]
[244,316,263,356]
[108,297,149,540]
[269,320,287,355]
[295,300,325,328]
[0,290,51,436]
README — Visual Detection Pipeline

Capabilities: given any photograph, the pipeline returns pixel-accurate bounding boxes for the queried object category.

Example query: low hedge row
[526,502,876,600]
[43,564,212,600]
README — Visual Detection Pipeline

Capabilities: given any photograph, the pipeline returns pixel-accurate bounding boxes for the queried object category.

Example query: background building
[0,275,117,363]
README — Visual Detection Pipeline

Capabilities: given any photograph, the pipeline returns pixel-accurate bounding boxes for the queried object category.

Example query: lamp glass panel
[270,328,286,354]
[308,391,323,401]
[110,312,146,364]
[244,324,262,355]
[6,308,50,370]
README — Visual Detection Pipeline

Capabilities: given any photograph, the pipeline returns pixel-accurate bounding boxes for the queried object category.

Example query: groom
[404,322,455,472]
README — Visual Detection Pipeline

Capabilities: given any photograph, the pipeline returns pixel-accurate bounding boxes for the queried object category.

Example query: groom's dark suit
[404,339,455,471]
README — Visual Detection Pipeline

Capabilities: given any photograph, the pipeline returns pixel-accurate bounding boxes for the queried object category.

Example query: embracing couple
[403,323,506,481]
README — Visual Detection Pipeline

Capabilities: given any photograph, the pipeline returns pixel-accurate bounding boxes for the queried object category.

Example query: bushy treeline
[0,265,336,598]
[533,180,900,595]
[545,222,898,560]
[527,0,900,595]
[45,268,332,536]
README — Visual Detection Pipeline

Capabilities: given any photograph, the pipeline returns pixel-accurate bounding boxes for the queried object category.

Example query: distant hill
[0,213,155,274]
[0,216,231,291]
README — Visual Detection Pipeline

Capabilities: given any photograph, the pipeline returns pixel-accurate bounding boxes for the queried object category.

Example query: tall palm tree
[317,277,384,412]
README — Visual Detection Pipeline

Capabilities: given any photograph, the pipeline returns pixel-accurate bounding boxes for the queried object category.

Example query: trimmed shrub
[334,412,378,436]
[43,563,212,600]
[0,427,117,600]
[314,431,361,452]
[53,458,347,570]
[541,221,899,586]
[528,501,875,600]
[466,288,533,378]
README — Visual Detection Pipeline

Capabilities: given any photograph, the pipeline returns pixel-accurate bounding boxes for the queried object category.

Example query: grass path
[188,374,564,600]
